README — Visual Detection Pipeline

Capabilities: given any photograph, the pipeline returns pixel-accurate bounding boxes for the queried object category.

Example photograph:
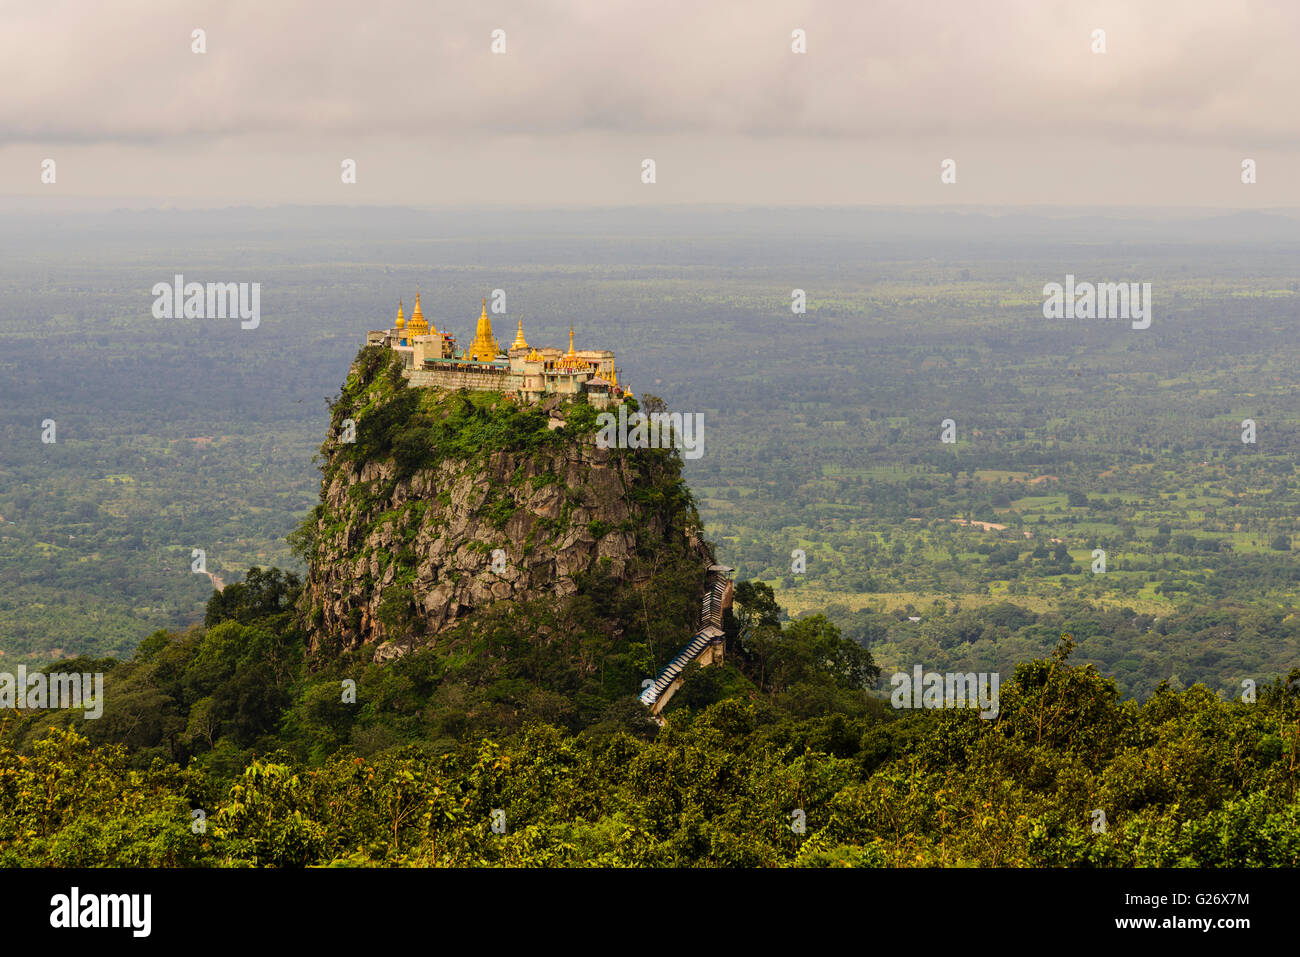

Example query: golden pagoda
[511,317,529,351]
[406,290,432,339]
[370,294,626,408]
[467,297,500,362]
[556,322,587,370]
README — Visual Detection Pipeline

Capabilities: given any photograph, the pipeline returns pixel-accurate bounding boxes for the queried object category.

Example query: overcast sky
[1,0,1296,207]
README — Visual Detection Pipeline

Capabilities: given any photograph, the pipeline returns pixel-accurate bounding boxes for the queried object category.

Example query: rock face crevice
[300,360,710,662]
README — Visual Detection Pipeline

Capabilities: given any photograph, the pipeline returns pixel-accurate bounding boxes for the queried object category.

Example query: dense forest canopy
[1,208,1298,867]
[3,568,1297,867]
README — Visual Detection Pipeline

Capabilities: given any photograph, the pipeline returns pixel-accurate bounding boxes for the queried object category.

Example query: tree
[182,696,220,750]
[731,579,781,642]
[204,566,301,629]
[772,615,879,693]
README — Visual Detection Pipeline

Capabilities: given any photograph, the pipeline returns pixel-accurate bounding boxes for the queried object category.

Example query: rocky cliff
[297,346,712,663]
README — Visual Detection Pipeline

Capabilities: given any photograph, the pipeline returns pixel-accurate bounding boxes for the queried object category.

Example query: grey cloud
[2,0,1296,144]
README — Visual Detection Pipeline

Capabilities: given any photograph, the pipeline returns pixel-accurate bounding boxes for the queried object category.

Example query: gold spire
[395,299,405,330]
[406,289,431,339]
[468,297,499,362]
[554,321,587,371]
[511,316,529,351]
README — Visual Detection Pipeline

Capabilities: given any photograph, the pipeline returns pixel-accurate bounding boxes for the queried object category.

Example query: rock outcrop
[299,347,710,662]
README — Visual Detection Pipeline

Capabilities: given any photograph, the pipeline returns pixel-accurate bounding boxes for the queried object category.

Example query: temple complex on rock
[366,294,631,409]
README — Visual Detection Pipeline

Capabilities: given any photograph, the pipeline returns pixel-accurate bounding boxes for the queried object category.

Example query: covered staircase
[638,564,733,716]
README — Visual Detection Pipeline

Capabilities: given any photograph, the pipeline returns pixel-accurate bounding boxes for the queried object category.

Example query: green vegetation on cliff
[297,347,706,662]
